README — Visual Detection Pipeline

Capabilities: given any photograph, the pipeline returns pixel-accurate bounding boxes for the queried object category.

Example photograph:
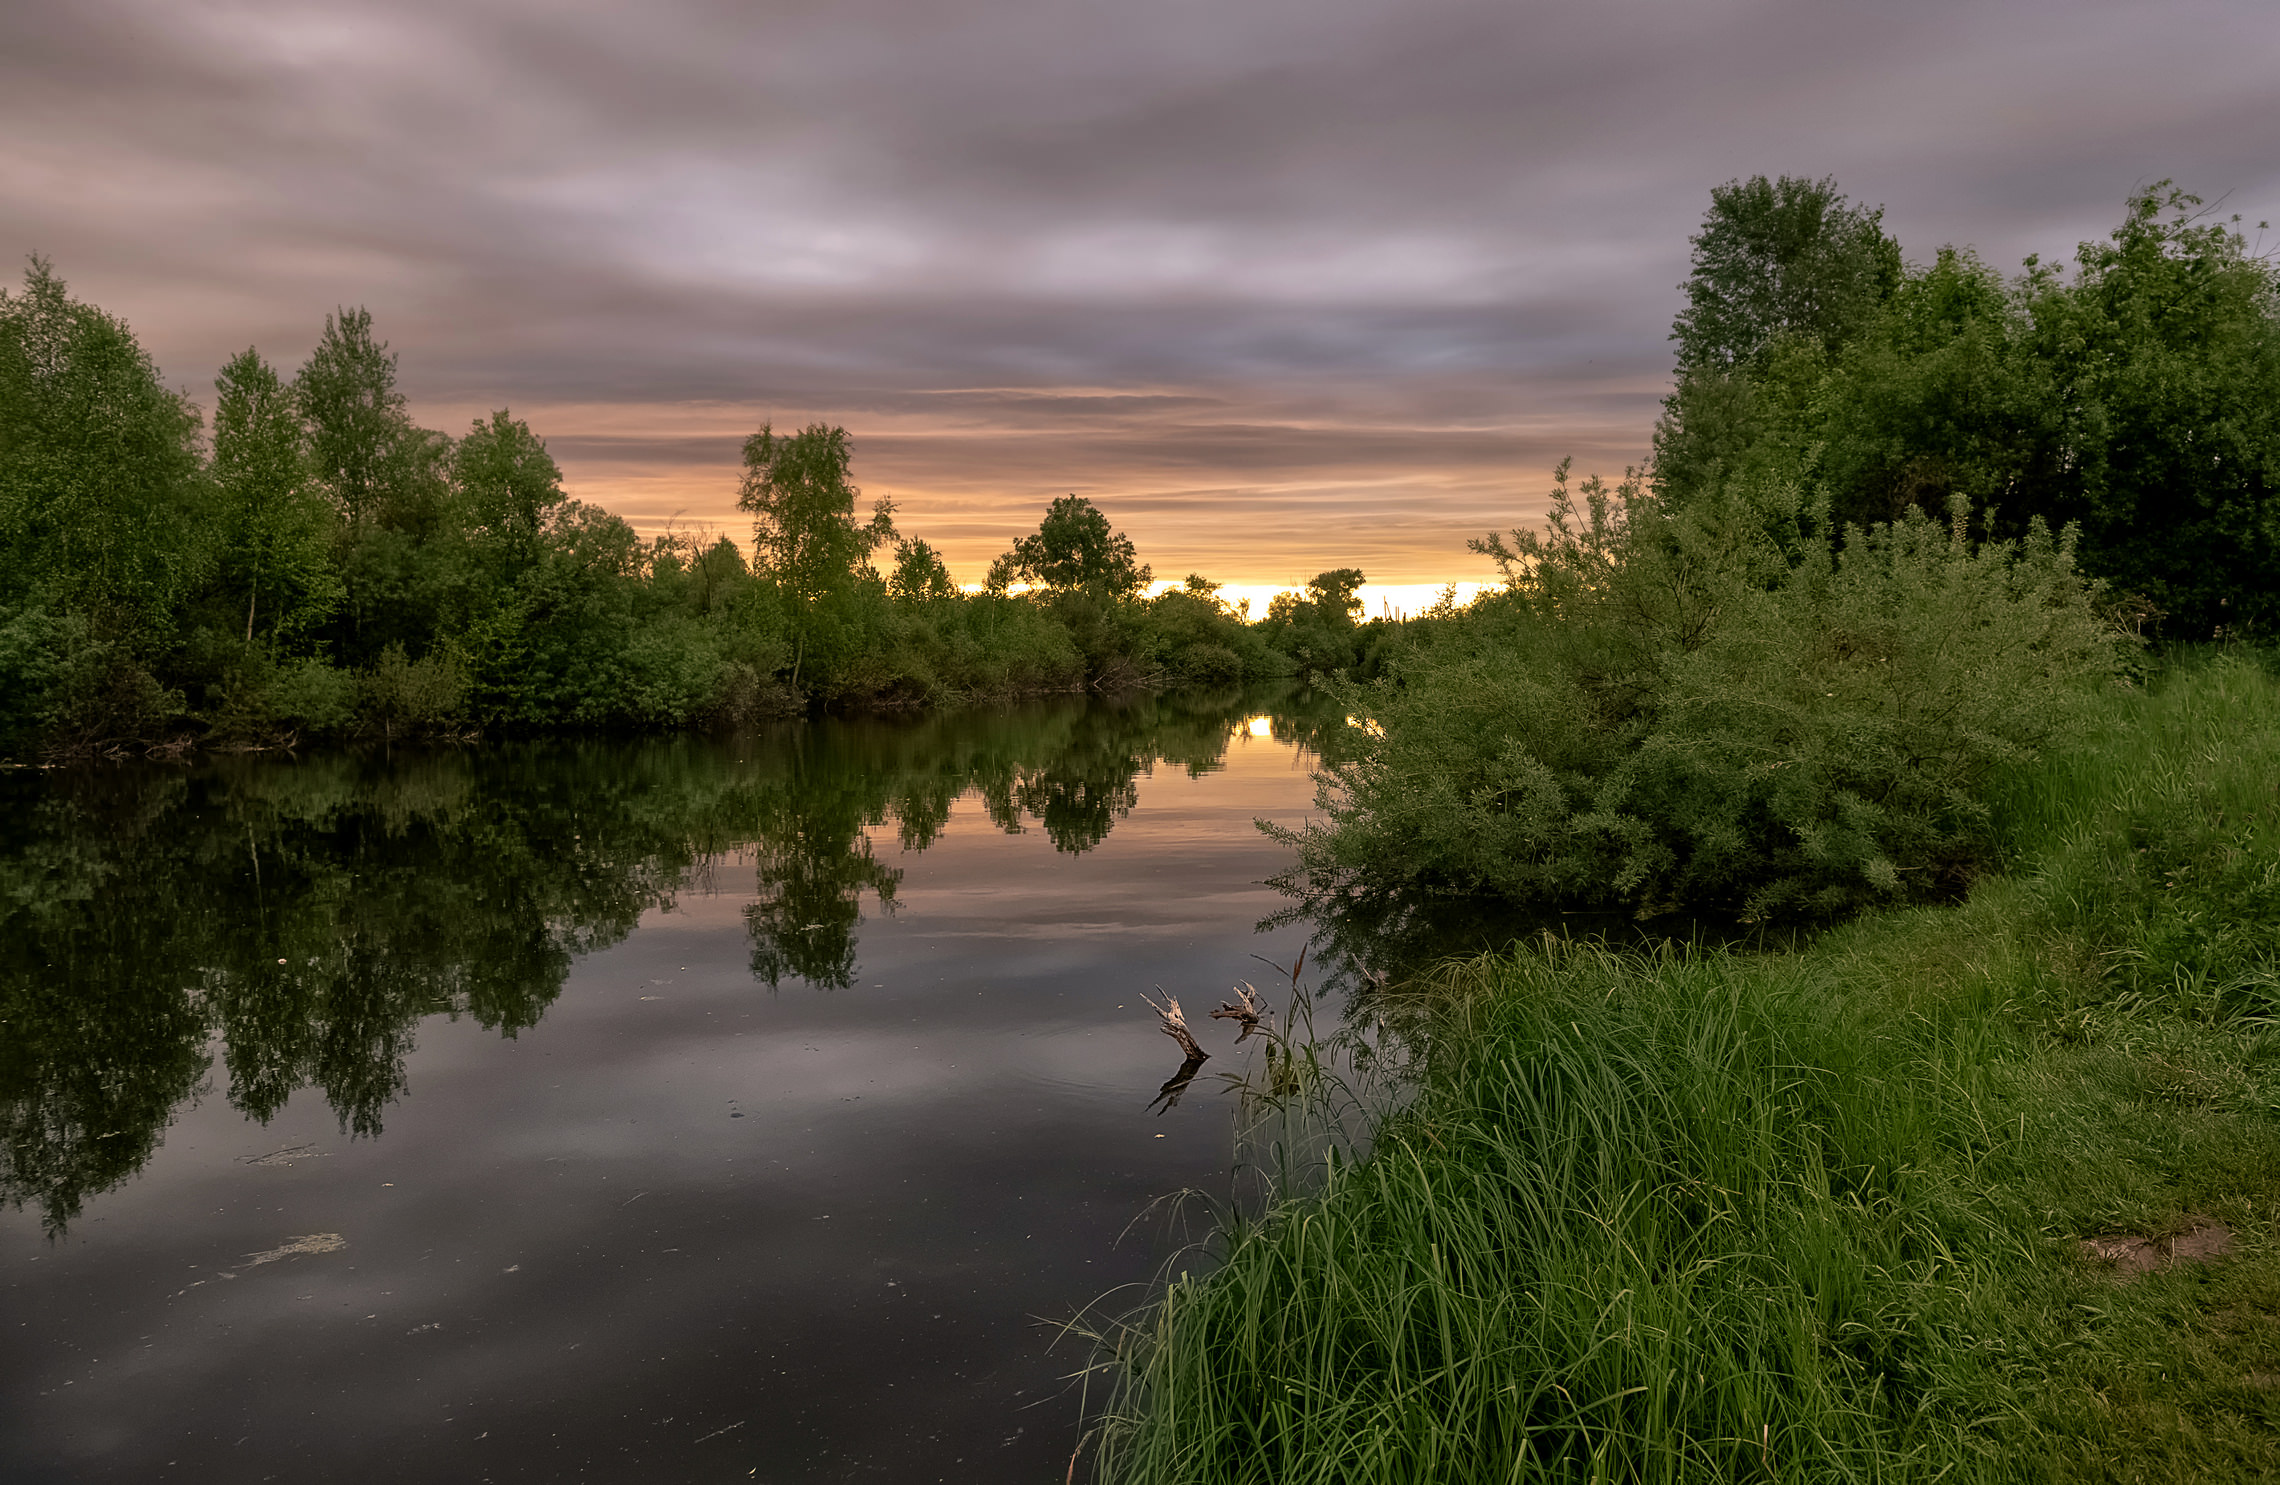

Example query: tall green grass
[1093,651,2280,1483]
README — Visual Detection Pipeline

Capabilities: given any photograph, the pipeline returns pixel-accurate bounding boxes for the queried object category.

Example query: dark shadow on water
[1145,1054,1212,1116]
[1271,878,1822,1023]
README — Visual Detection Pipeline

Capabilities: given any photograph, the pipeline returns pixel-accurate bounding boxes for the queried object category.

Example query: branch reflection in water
[0,684,1344,1233]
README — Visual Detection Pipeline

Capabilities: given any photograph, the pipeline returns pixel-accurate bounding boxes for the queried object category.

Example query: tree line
[14,176,2267,765]
[0,265,1384,757]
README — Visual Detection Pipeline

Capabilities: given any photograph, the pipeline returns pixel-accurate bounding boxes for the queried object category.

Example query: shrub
[269,657,358,734]
[361,642,466,736]
[1272,469,2122,923]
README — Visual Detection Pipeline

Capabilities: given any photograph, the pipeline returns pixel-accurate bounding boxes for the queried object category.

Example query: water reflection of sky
[0,695,1326,1482]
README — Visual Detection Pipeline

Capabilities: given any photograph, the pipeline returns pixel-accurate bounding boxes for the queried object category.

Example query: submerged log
[1140,990,1208,1061]
[1210,981,1271,1042]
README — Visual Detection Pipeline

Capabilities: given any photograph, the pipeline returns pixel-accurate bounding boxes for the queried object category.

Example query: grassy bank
[1096,650,2280,1482]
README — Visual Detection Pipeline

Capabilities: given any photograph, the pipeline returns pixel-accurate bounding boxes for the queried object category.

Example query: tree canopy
[1670,174,1903,374]
[737,422,896,606]
[998,495,1150,596]
[1653,180,2280,638]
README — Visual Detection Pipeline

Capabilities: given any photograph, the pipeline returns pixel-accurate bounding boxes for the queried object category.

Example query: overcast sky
[5,0,2276,589]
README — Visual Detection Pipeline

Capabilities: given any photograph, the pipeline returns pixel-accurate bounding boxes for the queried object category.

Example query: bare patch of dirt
[2081,1220,2234,1279]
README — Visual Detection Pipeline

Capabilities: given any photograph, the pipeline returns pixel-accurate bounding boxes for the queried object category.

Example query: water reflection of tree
[0,684,1304,1231]
[741,745,904,989]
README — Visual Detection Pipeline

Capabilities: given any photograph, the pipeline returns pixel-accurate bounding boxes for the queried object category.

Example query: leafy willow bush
[1272,468,2122,921]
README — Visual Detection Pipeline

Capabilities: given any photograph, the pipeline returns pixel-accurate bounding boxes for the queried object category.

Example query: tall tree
[295,309,457,664]
[0,259,205,624]
[453,409,565,575]
[888,537,957,602]
[1671,175,1903,373]
[738,422,895,686]
[212,348,340,644]
[294,307,414,531]
[1001,495,1150,596]
[1655,177,1901,507]
[737,423,895,606]
[2014,184,2280,635]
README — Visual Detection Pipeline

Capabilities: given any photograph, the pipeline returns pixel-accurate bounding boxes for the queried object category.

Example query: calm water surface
[0,691,1330,1483]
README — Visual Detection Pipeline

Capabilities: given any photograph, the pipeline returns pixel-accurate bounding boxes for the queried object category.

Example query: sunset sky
[5,0,2275,598]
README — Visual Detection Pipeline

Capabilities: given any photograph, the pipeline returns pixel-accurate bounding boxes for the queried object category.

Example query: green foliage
[1000,494,1151,597]
[1670,174,1903,374]
[361,642,467,737]
[211,347,340,646]
[1278,468,2119,923]
[0,261,205,746]
[453,408,565,577]
[267,656,359,734]
[738,422,896,607]
[1104,656,2280,1484]
[2013,187,2280,635]
[1144,583,1280,685]
[1260,568,1371,679]
[888,535,957,602]
[0,266,1325,754]
[1657,181,2280,639]
[293,306,420,532]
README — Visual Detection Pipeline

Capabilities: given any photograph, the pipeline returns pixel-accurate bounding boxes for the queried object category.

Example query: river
[0,689,1332,1482]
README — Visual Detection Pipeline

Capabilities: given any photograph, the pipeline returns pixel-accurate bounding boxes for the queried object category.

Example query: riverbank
[1097,649,2280,1482]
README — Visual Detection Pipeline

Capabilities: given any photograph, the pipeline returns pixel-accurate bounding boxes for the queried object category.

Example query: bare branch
[1140,989,1207,1061]
[1210,981,1272,1042]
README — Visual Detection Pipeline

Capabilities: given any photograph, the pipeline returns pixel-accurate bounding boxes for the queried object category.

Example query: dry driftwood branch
[1140,989,1207,1061]
[1211,981,1272,1042]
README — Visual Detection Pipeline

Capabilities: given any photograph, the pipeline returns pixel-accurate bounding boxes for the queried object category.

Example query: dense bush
[1273,468,2120,923]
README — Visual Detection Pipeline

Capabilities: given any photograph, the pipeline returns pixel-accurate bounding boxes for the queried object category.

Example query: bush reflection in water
[0,685,1334,1232]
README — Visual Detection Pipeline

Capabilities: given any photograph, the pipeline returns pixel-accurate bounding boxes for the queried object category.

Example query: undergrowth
[1092,649,2280,1483]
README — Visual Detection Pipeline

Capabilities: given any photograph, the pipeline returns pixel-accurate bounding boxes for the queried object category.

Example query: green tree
[1303,567,1365,623]
[1803,246,2024,530]
[2011,184,2280,635]
[0,259,205,625]
[1001,495,1150,596]
[1654,176,1903,506]
[0,260,205,746]
[889,536,957,602]
[1281,471,2118,926]
[294,308,458,667]
[294,307,417,532]
[738,423,895,601]
[737,423,896,689]
[1685,181,2280,636]
[211,348,340,645]
[1670,174,1903,374]
[453,409,565,577]
[1263,568,1369,679]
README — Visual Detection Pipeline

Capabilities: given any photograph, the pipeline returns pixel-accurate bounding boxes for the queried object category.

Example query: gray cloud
[5,0,2275,581]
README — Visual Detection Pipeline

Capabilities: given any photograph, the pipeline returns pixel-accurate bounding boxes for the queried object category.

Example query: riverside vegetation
[0,269,1389,758]
[1094,179,2280,1482]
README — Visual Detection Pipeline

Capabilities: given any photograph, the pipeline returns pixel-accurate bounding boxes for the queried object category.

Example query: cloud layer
[6,0,2275,583]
